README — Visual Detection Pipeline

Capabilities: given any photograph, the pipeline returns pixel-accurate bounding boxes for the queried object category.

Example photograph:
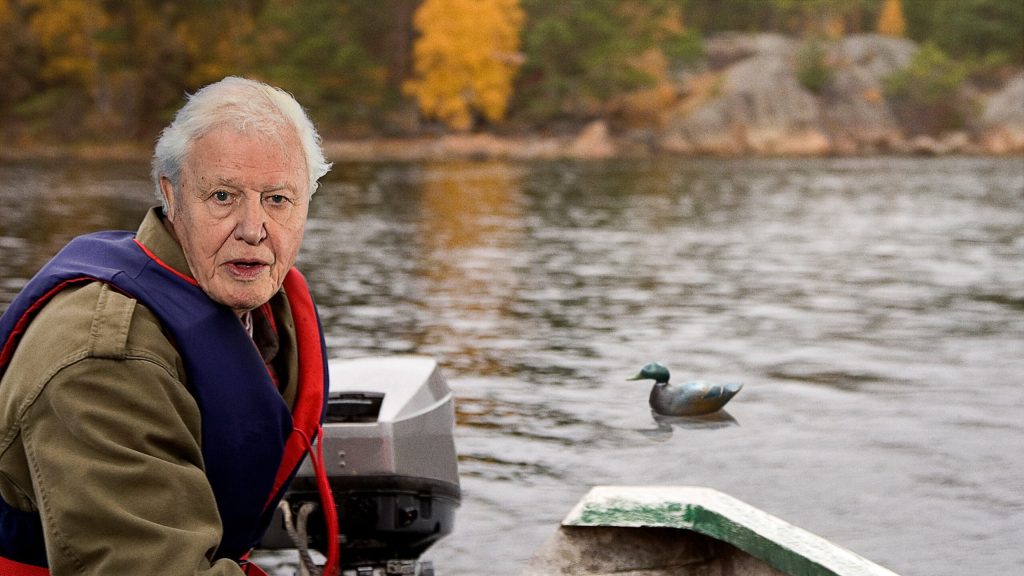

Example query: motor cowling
[260,356,460,570]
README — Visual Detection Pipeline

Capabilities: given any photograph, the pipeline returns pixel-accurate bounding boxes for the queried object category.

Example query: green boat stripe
[565,486,900,576]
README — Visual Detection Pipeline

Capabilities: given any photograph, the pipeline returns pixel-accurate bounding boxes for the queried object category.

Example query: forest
[0,0,1021,146]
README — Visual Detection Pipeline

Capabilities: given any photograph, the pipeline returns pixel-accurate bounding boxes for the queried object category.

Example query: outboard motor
[260,356,461,575]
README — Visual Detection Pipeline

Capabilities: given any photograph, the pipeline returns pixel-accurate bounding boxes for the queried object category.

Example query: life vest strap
[0,556,48,576]
[241,564,269,576]
[239,552,270,576]
[289,426,340,576]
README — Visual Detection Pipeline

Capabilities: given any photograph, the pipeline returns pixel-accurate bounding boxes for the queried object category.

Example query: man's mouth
[225,259,269,279]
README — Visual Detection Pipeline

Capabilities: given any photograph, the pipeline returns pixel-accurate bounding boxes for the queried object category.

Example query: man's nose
[234,193,267,244]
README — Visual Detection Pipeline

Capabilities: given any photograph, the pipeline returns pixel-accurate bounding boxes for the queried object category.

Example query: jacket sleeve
[19,338,247,574]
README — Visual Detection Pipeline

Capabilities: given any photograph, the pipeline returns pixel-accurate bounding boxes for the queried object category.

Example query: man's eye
[213,190,230,202]
[268,195,288,204]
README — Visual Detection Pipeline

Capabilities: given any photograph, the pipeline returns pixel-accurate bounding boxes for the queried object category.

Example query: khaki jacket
[0,208,300,575]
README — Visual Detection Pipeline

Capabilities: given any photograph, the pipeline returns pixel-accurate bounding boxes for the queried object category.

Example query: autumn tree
[776,0,886,36]
[903,0,1024,64]
[248,0,390,131]
[15,0,108,138]
[26,0,105,87]
[683,0,775,33]
[608,2,703,128]
[876,0,906,37]
[404,0,525,131]
[884,42,968,135]
[0,0,36,125]
[172,0,258,88]
[516,0,701,124]
[114,1,192,135]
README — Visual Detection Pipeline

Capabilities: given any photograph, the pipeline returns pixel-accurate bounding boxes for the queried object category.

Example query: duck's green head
[627,362,670,383]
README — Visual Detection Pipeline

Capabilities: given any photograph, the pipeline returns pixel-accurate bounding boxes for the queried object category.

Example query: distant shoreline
[0,137,1019,165]
[1,129,1021,164]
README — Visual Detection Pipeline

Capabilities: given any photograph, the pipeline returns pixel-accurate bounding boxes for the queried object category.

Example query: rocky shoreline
[317,123,1023,163]
[2,124,1021,164]
[318,34,1023,162]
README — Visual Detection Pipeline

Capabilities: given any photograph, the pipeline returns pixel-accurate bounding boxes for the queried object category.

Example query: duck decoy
[628,362,742,416]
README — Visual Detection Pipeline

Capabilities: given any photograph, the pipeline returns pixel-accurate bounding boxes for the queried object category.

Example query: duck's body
[629,363,742,416]
[649,379,743,416]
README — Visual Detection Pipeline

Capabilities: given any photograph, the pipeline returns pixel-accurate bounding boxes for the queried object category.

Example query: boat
[256,356,899,576]
[521,485,901,576]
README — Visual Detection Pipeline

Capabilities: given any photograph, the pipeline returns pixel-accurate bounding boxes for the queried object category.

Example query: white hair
[151,77,331,211]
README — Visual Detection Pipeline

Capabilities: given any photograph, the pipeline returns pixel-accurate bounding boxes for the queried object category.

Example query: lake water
[0,156,1021,575]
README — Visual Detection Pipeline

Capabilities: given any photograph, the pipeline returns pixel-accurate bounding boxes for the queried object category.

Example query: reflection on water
[1,156,1022,575]
[0,160,157,306]
[635,411,742,443]
[652,409,740,431]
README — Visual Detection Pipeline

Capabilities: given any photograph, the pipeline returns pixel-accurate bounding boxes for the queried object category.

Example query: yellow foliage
[824,16,845,40]
[876,0,906,37]
[405,0,525,131]
[662,4,686,35]
[614,49,678,128]
[27,0,108,85]
[616,1,686,40]
[862,87,883,103]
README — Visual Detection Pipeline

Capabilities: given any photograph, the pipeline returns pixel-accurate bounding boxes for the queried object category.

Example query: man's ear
[159,176,177,221]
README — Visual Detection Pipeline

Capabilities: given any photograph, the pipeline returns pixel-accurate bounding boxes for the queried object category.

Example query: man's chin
[213,289,274,316]
[199,275,279,314]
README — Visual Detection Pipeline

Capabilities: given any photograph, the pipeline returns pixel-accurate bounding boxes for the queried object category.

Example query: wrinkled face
[161,125,309,316]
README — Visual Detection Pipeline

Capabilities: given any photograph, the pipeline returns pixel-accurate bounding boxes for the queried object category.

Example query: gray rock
[832,34,917,81]
[821,35,917,146]
[665,34,821,154]
[981,72,1024,129]
[705,32,796,69]
[978,72,1024,153]
[658,33,1022,155]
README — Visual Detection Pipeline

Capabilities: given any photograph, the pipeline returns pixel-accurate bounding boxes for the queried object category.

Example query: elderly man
[0,78,334,574]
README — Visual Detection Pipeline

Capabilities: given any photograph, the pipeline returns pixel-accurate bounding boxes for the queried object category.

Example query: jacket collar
[135,207,194,282]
